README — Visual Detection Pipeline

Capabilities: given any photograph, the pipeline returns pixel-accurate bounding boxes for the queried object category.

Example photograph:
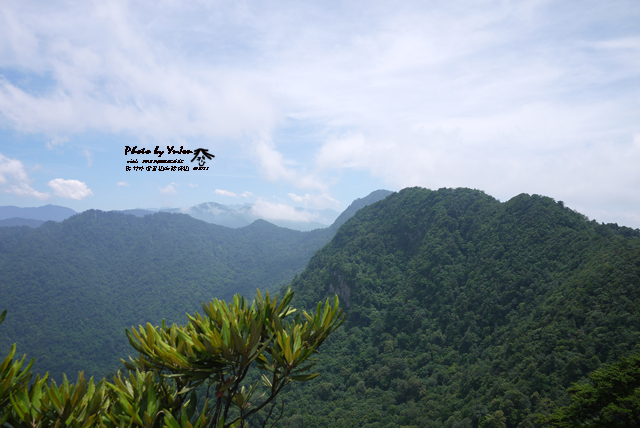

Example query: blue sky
[1,0,639,227]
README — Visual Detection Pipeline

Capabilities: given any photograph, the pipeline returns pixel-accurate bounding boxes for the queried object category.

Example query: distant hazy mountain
[0,218,46,228]
[159,202,251,228]
[157,202,341,231]
[0,198,350,231]
[266,208,341,231]
[0,204,76,222]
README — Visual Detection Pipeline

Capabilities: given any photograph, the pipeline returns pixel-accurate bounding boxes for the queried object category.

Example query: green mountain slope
[0,190,392,382]
[278,187,640,428]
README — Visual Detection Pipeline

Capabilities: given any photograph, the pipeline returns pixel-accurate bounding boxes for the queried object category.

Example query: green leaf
[289,373,320,382]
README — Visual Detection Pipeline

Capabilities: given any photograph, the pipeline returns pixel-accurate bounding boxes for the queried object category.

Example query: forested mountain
[118,208,156,217]
[0,190,392,382]
[0,218,45,228]
[275,187,640,428]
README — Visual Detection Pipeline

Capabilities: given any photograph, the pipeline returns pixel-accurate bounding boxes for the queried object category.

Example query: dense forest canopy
[275,187,640,428]
[0,190,391,381]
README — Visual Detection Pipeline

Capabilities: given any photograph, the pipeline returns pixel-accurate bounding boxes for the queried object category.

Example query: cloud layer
[0,0,639,225]
[48,178,93,200]
[0,153,48,200]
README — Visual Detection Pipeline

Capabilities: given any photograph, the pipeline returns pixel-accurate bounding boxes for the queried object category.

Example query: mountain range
[1,187,640,427]
[0,201,342,231]
[0,204,77,227]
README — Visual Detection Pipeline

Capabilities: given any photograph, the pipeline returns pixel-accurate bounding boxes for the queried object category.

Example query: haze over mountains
[0,205,77,228]
[155,202,340,231]
[0,201,342,231]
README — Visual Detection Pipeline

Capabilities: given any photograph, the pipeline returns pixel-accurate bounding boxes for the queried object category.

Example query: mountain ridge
[0,204,77,222]
[276,187,640,428]
[0,199,349,231]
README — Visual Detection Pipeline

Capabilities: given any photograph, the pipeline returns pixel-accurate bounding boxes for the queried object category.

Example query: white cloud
[159,183,177,195]
[288,193,303,203]
[589,36,640,52]
[198,205,224,215]
[287,192,339,209]
[0,0,278,139]
[212,189,253,199]
[250,198,319,223]
[45,137,69,150]
[312,101,640,217]
[215,189,237,197]
[0,0,638,225]
[253,139,325,190]
[82,149,92,167]
[316,132,386,171]
[188,183,198,188]
[117,181,129,186]
[48,178,93,200]
[0,153,49,200]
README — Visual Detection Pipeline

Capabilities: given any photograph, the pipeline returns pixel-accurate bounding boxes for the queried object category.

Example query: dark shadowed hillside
[277,187,640,428]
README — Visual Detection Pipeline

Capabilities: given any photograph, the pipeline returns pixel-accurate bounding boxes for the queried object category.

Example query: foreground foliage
[0,288,344,428]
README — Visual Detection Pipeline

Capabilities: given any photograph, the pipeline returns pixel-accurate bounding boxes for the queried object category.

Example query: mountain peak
[330,189,393,230]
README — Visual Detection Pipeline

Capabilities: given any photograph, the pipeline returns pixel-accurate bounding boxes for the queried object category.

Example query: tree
[0,289,344,428]
[539,352,640,428]
[479,410,506,428]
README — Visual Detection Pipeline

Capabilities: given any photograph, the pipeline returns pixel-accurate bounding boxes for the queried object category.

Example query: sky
[0,0,639,227]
